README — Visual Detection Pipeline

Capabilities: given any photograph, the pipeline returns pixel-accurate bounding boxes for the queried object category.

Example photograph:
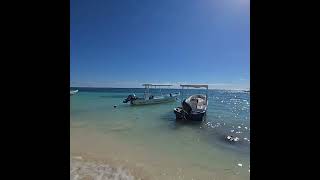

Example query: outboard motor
[182,100,192,113]
[174,99,192,120]
[123,94,137,103]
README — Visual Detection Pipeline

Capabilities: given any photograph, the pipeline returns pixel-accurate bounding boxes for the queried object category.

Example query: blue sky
[71,0,250,89]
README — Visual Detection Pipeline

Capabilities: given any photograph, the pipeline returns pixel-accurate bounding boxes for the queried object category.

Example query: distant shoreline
[70,86,249,91]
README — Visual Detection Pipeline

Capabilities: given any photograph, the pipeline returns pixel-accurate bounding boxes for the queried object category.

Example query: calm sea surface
[70,88,250,180]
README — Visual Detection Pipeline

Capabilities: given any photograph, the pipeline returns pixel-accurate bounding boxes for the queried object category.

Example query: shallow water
[70,88,250,180]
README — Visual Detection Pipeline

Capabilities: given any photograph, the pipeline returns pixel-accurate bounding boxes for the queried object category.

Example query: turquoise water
[70,88,250,180]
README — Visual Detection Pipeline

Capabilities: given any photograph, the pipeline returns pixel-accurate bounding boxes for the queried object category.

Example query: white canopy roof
[180,84,208,89]
[142,84,173,87]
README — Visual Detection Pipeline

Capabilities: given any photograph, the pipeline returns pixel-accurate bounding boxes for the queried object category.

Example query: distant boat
[174,84,208,121]
[70,89,79,96]
[123,84,180,105]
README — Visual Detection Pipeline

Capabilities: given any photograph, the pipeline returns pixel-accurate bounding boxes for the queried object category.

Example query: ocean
[70,87,250,180]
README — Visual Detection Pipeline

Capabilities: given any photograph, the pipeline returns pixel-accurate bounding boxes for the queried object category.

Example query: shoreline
[71,153,150,180]
[70,122,250,180]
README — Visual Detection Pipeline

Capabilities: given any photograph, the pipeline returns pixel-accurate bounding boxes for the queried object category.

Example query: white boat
[174,84,208,121]
[123,84,180,105]
[70,89,79,96]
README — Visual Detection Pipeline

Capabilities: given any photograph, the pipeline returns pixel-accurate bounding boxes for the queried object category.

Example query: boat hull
[70,90,78,96]
[174,107,206,121]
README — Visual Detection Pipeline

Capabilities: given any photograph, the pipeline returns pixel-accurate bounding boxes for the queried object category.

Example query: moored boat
[123,84,180,105]
[174,84,208,121]
[70,89,79,96]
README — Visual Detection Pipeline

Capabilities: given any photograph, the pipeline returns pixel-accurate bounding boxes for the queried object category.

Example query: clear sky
[71,0,250,89]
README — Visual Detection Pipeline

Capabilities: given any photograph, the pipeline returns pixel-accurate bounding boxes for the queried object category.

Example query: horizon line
[70,86,250,91]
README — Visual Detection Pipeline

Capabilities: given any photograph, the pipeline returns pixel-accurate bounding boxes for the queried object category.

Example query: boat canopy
[142,84,173,87]
[180,84,209,105]
[180,84,208,89]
